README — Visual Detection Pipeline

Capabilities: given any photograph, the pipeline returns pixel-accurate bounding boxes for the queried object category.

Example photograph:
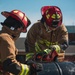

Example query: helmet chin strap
[44,22,52,33]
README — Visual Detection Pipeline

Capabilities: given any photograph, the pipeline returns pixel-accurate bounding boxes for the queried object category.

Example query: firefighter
[25,6,69,62]
[0,10,43,75]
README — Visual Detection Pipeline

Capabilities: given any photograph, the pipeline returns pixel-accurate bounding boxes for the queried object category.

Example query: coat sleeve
[0,34,30,75]
[25,23,40,53]
[57,24,69,50]
[0,34,20,64]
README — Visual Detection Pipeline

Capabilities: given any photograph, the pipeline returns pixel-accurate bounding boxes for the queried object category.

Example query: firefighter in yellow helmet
[25,6,69,62]
[0,10,43,75]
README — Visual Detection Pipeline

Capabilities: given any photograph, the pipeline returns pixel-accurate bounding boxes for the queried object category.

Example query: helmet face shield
[1,16,24,31]
[41,6,62,28]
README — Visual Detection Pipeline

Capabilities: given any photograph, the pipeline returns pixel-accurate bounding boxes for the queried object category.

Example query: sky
[0,0,75,37]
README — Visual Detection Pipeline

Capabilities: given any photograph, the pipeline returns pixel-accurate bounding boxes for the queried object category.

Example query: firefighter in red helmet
[0,10,43,75]
[25,6,69,62]
[41,6,62,29]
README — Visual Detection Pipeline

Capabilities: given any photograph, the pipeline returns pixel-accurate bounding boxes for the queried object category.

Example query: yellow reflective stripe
[26,53,34,61]
[35,42,42,52]
[39,39,58,47]
[26,53,34,57]
[36,39,59,53]
[44,49,51,54]
[44,40,50,47]
[20,64,29,75]
[39,40,44,44]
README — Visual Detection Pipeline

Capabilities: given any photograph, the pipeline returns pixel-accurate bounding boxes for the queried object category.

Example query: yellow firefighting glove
[49,45,60,53]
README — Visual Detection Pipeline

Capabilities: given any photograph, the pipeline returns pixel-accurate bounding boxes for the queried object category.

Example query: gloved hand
[35,52,43,61]
[49,45,65,62]
[35,49,51,61]
[49,45,60,53]
[26,60,43,75]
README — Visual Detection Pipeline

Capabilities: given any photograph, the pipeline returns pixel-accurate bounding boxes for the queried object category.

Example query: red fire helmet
[41,6,62,28]
[1,10,31,32]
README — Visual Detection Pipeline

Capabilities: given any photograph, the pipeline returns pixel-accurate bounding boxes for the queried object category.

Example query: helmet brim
[1,11,10,18]
[1,10,31,33]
